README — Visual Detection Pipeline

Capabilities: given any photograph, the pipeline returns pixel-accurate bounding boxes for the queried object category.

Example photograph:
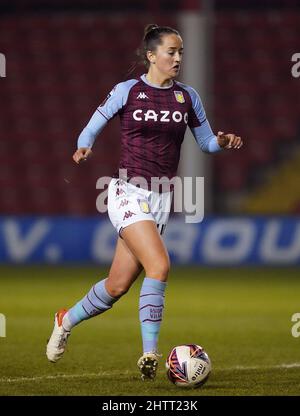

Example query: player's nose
[174,52,182,63]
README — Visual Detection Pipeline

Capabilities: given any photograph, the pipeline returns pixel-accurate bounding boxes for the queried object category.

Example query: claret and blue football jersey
[77,74,222,183]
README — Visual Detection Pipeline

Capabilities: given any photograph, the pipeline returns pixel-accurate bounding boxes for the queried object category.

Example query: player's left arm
[186,86,243,153]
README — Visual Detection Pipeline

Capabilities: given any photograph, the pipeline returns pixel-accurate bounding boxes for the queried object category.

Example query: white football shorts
[107,178,172,235]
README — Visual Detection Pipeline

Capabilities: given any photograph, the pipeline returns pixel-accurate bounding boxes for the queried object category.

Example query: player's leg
[46,237,143,363]
[105,237,143,298]
[121,220,170,379]
[63,237,143,329]
[121,220,170,281]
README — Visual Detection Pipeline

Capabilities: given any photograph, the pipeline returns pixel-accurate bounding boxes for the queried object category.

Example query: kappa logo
[123,211,136,221]
[137,92,149,100]
[116,179,126,186]
[118,199,130,209]
[116,188,126,197]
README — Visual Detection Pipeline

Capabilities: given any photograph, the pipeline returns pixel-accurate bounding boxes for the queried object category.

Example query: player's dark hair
[126,24,180,77]
[139,24,180,68]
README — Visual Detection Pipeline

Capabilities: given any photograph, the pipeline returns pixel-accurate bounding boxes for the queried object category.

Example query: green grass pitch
[0,265,300,396]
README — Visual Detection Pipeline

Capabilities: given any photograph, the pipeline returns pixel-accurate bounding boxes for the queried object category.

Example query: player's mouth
[172,65,180,72]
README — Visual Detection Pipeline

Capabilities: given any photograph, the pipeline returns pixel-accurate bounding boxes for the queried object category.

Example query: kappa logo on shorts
[118,199,130,209]
[138,199,150,214]
[123,211,136,221]
[116,179,126,186]
[116,188,126,197]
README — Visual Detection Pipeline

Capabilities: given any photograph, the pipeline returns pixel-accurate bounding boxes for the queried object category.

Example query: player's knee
[106,281,130,298]
[146,257,170,281]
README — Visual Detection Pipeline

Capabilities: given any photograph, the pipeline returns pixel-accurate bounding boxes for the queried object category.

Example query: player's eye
[168,50,184,56]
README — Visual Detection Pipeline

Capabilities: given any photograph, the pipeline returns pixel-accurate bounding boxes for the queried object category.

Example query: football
[165,344,211,388]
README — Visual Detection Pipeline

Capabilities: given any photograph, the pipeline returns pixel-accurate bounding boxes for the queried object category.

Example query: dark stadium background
[1,0,300,400]
[1,0,299,219]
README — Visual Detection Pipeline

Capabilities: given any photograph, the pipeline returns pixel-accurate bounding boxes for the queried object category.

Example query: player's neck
[145,72,173,88]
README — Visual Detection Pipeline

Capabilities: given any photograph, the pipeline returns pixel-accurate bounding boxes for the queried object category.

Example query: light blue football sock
[63,278,118,330]
[139,277,167,353]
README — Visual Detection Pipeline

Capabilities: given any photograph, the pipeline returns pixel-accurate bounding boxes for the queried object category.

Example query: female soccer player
[46,24,243,380]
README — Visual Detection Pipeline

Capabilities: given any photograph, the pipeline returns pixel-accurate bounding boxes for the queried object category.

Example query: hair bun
[144,24,159,37]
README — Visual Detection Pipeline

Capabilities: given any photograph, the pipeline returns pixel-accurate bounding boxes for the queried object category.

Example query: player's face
[151,34,183,79]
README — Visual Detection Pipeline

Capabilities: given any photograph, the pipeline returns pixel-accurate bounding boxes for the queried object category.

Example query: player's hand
[217,131,243,150]
[72,147,93,164]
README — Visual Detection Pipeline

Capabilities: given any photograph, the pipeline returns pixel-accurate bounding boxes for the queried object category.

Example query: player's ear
[146,50,156,64]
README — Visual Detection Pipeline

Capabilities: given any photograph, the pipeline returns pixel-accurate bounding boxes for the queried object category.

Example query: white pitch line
[0,363,299,384]
[0,370,131,384]
[225,363,300,370]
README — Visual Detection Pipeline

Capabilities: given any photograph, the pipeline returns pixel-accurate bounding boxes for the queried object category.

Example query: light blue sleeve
[77,111,107,149]
[77,79,138,149]
[180,83,223,153]
[191,122,222,154]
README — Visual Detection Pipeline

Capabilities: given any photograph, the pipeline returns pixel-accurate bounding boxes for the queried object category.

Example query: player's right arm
[72,110,106,164]
[72,79,138,164]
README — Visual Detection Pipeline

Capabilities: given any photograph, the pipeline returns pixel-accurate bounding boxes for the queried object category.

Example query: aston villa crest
[174,91,185,103]
[138,199,150,214]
